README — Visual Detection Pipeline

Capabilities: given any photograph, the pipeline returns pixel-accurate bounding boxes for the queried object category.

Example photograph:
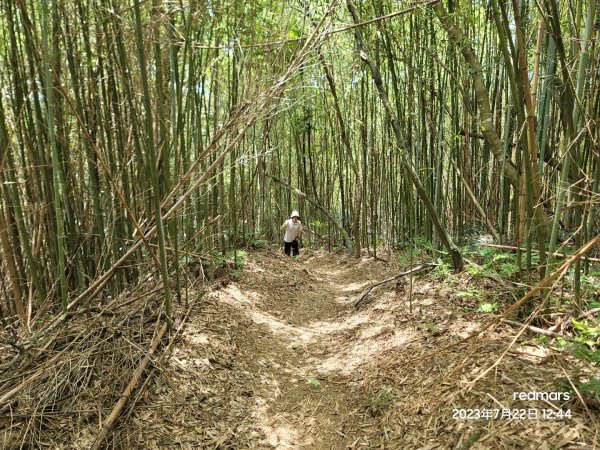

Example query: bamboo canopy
[0,0,599,446]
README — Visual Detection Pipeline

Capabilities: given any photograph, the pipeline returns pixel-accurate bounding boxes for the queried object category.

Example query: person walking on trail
[281,210,302,256]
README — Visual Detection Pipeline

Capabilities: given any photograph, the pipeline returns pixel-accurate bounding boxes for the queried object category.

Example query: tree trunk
[433,2,519,186]
[319,52,363,257]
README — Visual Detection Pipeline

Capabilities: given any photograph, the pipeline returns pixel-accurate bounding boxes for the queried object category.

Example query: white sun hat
[291,210,300,218]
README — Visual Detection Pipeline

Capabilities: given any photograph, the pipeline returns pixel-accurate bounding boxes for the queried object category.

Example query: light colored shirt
[282,219,302,242]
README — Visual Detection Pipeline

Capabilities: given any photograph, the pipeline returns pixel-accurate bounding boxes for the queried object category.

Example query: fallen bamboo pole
[501,319,561,337]
[354,263,434,308]
[90,288,203,448]
[482,243,600,263]
[90,321,169,450]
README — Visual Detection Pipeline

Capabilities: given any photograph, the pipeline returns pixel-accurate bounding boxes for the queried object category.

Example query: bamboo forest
[0,0,599,447]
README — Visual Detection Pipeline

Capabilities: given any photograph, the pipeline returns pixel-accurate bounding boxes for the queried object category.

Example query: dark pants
[284,239,299,256]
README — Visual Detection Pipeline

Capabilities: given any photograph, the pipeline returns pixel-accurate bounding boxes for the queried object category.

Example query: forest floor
[120,248,598,449]
[3,248,598,449]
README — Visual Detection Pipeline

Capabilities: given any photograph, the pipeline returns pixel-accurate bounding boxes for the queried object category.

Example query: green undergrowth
[465,245,522,279]
[554,309,600,398]
[367,387,394,416]
[248,238,269,249]
[397,237,600,400]
[202,249,247,280]
[396,237,522,282]
[397,239,517,313]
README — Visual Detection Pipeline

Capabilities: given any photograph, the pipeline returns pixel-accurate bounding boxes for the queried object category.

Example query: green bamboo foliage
[0,0,598,326]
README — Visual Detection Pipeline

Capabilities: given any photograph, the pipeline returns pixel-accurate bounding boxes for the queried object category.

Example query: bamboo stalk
[0,210,25,321]
[511,0,548,278]
[133,0,173,328]
[448,157,500,242]
[347,0,464,271]
[433,1,519,186]
[41,0,67,311]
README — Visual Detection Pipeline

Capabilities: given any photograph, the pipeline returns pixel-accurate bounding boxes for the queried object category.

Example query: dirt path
[128,249,598,449]
[213,250,387,449]
[3,248,597,449]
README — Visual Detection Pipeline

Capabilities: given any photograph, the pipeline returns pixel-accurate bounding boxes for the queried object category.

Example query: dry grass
[0,274,194,448]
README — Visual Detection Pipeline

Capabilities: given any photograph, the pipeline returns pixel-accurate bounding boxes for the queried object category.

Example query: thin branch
[354,263,435,309]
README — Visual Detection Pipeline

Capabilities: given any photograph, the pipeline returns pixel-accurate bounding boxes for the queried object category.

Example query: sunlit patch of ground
[130,249,600,449]
[254,403,314,449]
[316,328,414,375]
[214,282,378,343]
